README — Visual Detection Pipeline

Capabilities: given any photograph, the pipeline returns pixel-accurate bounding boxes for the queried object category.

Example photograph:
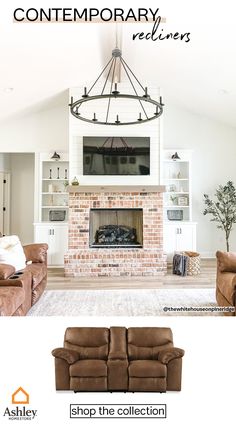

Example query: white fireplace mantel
[68,185,166,193]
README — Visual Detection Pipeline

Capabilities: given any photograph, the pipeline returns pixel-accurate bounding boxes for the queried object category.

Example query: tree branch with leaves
[203,181,236,252]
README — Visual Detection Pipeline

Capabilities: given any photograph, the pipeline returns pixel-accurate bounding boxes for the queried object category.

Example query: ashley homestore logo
[3,387,37,420]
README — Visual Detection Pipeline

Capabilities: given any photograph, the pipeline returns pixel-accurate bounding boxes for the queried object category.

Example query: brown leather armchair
[216,251,236,315]
[52,327,184,392]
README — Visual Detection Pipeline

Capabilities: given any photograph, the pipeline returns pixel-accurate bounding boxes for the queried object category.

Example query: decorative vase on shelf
[71,177,79,186]
[170,195,178,205]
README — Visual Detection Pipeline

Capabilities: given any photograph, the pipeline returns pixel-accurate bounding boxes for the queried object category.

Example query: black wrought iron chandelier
[69,48,164,126]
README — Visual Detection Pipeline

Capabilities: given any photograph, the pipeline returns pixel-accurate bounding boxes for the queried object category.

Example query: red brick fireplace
[64,186,167,277]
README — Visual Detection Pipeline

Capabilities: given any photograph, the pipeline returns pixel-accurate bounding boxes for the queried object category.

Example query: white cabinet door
[34,225,53,265]
[164,223,197,261]
[176,225,195,251]
[34,225,50,245]
[51,226,68,266]
[34,224,68,266]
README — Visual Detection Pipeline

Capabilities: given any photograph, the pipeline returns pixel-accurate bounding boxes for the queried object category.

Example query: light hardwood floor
[47,259,216,290]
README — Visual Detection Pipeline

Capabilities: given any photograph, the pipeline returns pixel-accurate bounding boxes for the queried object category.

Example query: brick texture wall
[65,190,167,277]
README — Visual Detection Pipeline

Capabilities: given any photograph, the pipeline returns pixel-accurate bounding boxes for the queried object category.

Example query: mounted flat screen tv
[83,136,150,175]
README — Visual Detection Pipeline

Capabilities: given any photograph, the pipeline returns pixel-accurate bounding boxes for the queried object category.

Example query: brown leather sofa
[52,327,184,392]
[0,243,48,316]
[216,251,236,316]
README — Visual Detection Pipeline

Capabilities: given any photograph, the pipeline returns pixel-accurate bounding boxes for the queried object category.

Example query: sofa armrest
[158,348,185,364]
[23,244,48,264]
[0,279,23,288]
[52,348,80,365]
[0,264,15,280]
[108,351,127,360]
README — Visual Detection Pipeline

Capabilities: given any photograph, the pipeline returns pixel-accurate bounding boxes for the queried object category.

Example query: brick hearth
[65,186,167,277]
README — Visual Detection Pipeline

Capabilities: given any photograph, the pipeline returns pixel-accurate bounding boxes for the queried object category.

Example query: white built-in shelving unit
[34,153,69,266]
[161,150,197,260]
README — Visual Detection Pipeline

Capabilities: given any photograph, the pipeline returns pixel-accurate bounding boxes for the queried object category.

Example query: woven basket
[184,251,201,275]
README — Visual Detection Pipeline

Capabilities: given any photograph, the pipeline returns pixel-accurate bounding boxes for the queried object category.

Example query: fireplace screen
[89,208,143,248]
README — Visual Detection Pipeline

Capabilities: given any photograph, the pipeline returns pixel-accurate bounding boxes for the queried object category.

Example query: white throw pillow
[0,235,26,272]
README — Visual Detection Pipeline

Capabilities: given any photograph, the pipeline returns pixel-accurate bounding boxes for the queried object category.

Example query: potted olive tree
[203,181,236,252]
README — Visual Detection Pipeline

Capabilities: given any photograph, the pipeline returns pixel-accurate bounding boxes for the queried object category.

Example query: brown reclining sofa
[0,243,48,316]
[52,327,184,392]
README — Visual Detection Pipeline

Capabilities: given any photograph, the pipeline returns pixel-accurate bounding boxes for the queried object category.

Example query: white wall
[0,104,68,152]
[0,100,69,243]
[10,154,35,244]
[163,102,236,256]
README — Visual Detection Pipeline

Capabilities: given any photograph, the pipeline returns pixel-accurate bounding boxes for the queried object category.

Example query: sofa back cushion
[109,327,127,359]
[64,327,109,360]
[216,251,236,273]
[128,327,173,360]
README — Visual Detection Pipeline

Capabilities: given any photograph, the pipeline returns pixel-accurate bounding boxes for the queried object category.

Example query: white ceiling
[0,0,236,127]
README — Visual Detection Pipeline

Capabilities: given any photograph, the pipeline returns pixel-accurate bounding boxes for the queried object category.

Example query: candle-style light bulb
[82,87,88,98]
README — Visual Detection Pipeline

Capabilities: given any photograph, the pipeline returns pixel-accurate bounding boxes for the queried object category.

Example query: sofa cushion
[64,328,109,360]
[129,360,167,378]
[26,263,47,289]
[70,360,107,377]
[0,264,15,280]
[128,328,173,360]
[216,251,236,273]
[0,286,25,316]
[0,236,26,272]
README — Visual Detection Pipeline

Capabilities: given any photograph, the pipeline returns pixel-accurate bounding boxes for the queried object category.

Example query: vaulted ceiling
[0,0,235,127]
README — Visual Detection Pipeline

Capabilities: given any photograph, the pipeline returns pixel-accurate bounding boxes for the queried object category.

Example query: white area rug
[28,288,221,316]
